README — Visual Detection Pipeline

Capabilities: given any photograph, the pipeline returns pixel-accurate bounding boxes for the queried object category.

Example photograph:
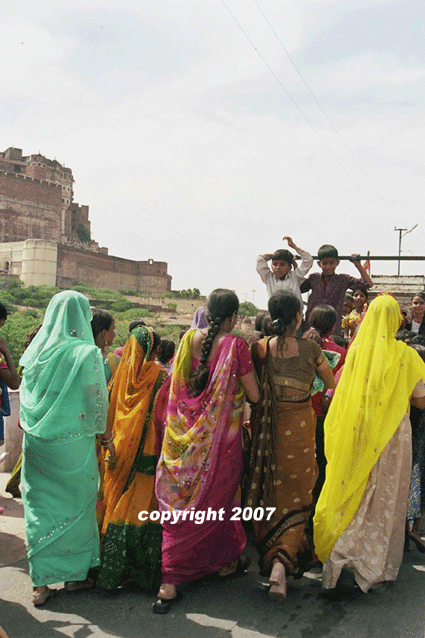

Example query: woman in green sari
[20,290,112,605]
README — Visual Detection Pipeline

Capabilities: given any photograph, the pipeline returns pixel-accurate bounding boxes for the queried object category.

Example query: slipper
[218,555,251,580]
[64,578,94,591]
[32,587,57,606]
[152,590,182,614]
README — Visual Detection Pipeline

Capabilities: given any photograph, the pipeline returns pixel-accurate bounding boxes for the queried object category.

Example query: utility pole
[394,225,418,275]
[251,290,256,305]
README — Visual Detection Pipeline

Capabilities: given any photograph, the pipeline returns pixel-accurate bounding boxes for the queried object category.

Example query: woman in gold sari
[314,295,425,591]
[96,326,168,591]
[248,291,335,601]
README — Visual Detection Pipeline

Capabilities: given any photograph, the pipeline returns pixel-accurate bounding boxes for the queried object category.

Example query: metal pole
[307,255,425,261]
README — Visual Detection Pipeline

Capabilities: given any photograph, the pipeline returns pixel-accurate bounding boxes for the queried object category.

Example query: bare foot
[158,583,177,600]
[218,559,238,577]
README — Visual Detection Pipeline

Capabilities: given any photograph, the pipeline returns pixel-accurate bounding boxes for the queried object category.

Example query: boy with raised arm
[256,236,313,304]
[300,244,373,336]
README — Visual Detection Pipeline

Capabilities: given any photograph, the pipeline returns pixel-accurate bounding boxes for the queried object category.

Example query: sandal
[64,578,94,591]
[153,590,182,614]
[32,587,57,606]
[218,555,251,580]
[268,561,286,602]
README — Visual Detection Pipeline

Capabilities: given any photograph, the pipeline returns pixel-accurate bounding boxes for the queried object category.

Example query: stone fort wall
[0,148,172,293]
[0,172,62,244]
[56,244,171,294]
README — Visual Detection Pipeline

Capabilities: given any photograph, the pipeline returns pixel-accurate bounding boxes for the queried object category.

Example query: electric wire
[253,0,395,214]
[221,0,390,214]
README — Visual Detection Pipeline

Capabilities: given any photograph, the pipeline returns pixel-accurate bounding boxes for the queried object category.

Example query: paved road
[1,472,425,638]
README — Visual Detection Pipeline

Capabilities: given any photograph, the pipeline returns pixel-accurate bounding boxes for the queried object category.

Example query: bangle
[101,436,114,447]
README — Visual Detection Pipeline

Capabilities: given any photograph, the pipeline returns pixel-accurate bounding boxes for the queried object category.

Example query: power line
[253,0,395,215]
[221,0,390,214]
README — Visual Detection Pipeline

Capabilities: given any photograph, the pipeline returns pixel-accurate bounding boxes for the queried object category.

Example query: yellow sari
[314,295,425,562]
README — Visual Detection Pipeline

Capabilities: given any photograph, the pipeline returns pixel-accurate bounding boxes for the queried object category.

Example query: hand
[283,236,296,249]
[104,442,116,460]
[350,253,361,266]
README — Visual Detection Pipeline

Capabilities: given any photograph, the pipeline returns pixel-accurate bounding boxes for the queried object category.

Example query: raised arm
[256,254,273,283]
[350,254,373,287]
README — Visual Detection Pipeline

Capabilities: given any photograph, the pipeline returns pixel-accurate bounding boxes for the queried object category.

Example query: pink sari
[155,330,251,584]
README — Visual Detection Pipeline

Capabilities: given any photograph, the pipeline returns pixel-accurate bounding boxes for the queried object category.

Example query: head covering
[314,294,425,562]
[19,290,108,440]
[190,306,208,329]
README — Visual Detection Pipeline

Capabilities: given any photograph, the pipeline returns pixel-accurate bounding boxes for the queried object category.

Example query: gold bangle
[101,436,114,447]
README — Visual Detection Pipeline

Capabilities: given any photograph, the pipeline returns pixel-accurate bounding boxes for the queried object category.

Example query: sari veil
[314,295,425,562]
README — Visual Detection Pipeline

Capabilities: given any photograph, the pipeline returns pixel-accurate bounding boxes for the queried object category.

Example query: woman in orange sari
[96,326,168,591]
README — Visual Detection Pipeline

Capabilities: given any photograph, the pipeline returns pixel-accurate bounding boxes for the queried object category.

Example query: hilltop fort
[0,147,171,293]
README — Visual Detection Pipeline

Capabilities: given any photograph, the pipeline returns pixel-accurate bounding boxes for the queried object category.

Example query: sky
[2,0,425,309]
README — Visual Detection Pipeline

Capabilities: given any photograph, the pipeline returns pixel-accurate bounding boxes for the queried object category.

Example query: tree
[239,301,259,317]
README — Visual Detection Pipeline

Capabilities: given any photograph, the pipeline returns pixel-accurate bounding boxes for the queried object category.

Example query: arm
[411,396,425,410]
[0,339,19,390]
[350,254,373,287]
[240,370,260,404]
[316,358,336,391]
[300,278,312,294]
[256,254,272,283]
[283,236,313,279]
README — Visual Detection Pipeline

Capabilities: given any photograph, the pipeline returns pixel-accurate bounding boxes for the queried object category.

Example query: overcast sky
[2,0,425,308]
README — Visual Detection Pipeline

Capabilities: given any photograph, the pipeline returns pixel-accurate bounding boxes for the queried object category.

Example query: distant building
[0,147,171,292]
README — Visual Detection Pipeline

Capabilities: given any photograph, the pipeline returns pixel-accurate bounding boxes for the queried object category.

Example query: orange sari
[96,327,167,590]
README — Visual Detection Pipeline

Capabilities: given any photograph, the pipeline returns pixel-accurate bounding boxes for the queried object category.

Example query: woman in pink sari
[154,289,259,613]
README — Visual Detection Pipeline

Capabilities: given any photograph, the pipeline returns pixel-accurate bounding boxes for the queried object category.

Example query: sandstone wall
[56,244,172,293]
[0,172,62,243]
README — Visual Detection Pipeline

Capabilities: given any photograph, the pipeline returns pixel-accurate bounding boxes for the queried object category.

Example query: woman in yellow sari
[96,326,168,591]
[314,295,425,591]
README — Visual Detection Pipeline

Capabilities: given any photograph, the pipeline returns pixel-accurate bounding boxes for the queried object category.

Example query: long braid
[188,316,222,396]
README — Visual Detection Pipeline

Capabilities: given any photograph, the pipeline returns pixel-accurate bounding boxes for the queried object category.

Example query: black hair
[332,335,348,349]
[151,330,161,353]
[318,244,338,260]
[179,329,187,342]
[410,343,425,363]
[157,338,175,364]
[308,304,337,337]
[411,292,425,302]
[91,308,114,340]
[128,318,146,332]
[254,310,269,332]
[271,249,293,266]
[0,303,7,322]
[411,334,425,347]
[188,289,239,396]
[262,315,272,337]
[23,323,43,351]
[268,291,302,343]
[395,329,415,342]
[353,285,369,300]
[344,292,354,302]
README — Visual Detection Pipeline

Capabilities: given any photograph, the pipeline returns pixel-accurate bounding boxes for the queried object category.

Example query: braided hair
[188,289,239,396]
[268,291,302,353]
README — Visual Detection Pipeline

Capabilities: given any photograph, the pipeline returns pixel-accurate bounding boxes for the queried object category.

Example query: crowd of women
[5,286,425,614]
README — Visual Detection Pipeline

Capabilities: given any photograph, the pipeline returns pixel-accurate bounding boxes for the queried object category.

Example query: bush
[0,309,43,366]
[167,302,177,311]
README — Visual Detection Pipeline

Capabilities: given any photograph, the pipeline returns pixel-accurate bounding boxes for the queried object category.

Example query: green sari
[20,290,108,586]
